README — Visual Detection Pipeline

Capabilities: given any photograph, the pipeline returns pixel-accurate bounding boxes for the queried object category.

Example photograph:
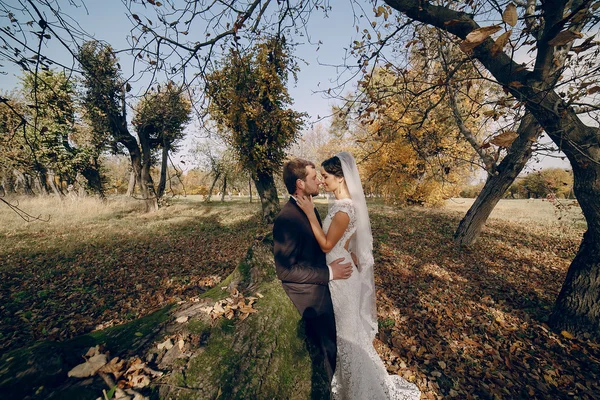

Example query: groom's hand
[330,257,352,280]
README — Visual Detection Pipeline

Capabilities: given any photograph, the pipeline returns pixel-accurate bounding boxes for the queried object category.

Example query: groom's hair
[283,158,315,194]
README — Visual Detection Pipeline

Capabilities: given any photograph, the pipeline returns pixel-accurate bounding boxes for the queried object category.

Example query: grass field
[0,195,598,399]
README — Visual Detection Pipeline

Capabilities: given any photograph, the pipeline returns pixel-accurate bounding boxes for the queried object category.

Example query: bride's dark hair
[321,156,344,178]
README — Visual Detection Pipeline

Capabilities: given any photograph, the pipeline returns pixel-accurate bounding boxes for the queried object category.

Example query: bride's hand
[296,195,315,216]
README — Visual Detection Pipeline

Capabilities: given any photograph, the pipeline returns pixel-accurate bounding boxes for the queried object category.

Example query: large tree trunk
[549,152,600,339]
[157,145,169,199]
[454,113,540,246]
[253,172,280,224]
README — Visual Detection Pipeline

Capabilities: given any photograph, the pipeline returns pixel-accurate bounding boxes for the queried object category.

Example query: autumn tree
[374,0,600,339]
[132,82,192,199]
[190,138,242,202]
[205,36,306,222]
[0,71,104,197]
[350,66,476,205]
[78,40,158,211]
[520,168,574,199]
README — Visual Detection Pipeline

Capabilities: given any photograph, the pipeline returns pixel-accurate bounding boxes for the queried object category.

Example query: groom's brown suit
[273,197,337,381]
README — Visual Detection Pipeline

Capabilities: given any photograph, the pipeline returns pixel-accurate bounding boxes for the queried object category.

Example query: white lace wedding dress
[324,198,421,400]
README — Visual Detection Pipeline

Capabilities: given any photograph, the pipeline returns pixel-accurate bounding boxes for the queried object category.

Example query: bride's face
[320,168,343,193]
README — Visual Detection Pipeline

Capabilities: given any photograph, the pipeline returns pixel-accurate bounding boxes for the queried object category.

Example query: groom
[273,158,352,383]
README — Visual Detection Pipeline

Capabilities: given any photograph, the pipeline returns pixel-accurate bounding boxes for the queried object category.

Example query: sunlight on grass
[444,198,585,229]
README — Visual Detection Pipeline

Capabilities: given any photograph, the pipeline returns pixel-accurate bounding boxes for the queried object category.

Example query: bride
[296,152,421,400]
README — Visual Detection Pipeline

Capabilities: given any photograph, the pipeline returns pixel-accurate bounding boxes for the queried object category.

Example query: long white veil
[334,152,378,339]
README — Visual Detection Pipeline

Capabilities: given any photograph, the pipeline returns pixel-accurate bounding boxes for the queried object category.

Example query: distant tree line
[460,168,574,199]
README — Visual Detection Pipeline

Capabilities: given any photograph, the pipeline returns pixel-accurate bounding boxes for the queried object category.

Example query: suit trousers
[304,312,337,384]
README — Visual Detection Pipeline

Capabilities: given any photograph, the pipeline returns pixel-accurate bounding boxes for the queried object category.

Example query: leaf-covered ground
[368,203,598,399]
[1,196,598,399]
[0,197,262,352]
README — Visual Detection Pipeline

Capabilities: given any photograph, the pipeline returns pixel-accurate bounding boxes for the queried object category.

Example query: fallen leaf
[176,315,188,323]
[561,330,574,339]
[68,353,108,378]
[99,357,126,379]
[157,338,174,350]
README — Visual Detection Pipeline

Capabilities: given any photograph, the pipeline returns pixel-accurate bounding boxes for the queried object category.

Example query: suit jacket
[273,198,333,319]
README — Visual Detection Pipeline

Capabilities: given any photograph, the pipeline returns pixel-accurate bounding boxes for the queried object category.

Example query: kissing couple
[273,152,421,399]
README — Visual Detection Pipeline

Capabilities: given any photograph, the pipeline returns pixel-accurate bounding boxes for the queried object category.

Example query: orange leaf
[491,30,512,56]
[586,86,600,95]
[459,25,502,52]
[548,30,583,46]
[490,131,519,147]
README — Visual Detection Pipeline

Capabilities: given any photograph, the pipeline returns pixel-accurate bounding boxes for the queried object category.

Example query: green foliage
[78,40,124,149]
[205,37,306,178]
[0,70,103,194]
[132,81,192,153]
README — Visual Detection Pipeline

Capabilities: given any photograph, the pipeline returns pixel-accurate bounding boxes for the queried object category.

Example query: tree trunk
[383,0,600,340]
[137,130,159,212]
[157,145,169,199]
[253,172,280,224]
[81,157,106,199]
[206,172,221,203]
[221,175,227,202]
[454,113,540,246]
[110,108,157,211]
[126,170,136,197]
[549,160,600,340]
[36,167,50,195]
[16,171,35,196]
[249,177,253,203]
[46,170,64,198]
[2,169,16,194]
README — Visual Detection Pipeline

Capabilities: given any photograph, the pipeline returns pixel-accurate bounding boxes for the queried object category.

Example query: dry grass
[444,198,585,229]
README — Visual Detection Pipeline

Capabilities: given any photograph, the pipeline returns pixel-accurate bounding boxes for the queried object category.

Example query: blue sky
[0,0,570,173]
[0,0,363,122]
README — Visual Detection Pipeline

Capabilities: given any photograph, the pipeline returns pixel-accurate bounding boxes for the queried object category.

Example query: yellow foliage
[356,67,477,206]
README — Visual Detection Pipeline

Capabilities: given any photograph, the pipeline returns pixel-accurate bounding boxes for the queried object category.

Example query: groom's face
[301,166,321,196]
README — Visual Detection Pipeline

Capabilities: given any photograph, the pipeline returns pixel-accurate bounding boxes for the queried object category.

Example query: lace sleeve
[332,200,357,234]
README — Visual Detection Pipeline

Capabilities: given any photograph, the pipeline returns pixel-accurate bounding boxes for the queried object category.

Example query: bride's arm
[297,196,349,253]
